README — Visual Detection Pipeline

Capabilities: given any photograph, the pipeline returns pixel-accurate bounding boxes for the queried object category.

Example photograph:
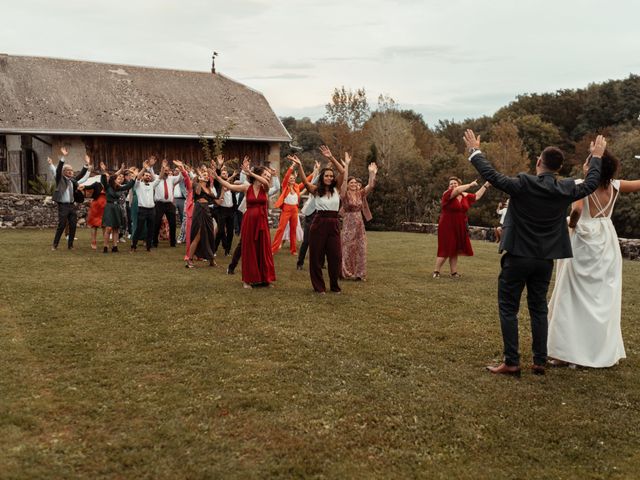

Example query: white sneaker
[119,238,127,243]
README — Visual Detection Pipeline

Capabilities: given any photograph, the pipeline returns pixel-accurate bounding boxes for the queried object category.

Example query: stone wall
[401,221,640,261]
[0,192,90,228]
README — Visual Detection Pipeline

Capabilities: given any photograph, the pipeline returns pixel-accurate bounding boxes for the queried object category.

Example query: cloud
[240,73,311,80]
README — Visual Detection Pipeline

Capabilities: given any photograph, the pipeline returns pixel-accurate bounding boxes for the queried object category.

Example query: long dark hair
[316,168,337,197]
[597,149,619,189]
[108,173,121,190]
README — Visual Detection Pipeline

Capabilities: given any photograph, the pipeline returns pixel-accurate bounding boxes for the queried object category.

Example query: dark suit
[52,159,87,249]
[470,151,602,366]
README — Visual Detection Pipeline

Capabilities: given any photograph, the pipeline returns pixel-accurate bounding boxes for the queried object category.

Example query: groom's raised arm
[463,130,523,196]
[568,135,606,201]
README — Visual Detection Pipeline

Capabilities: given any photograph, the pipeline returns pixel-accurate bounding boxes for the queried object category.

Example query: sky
[2,0,639,125]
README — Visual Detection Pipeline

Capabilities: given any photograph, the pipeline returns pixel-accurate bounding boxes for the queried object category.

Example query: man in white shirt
[214,166,238,256]
[152,159,183,248]
[131,161,161,252]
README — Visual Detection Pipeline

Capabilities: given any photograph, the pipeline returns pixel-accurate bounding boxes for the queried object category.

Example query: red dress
[437,189,475,257]
[241,185,276,284]
[87,191,106,228]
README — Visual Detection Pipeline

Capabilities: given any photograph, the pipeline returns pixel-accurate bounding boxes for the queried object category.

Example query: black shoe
[111,246,119,253]
[296,264,303,270]
[103,247,109,254]
[227,266,235,275]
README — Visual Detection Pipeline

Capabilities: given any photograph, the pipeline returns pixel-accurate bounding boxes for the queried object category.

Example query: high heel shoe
[432,271,440,278]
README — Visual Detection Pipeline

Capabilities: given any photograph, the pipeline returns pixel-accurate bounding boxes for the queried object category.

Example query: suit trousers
[309,211,341,293]
[272,204,299,254]
[498,253,554,367]
[132,206,155,251]
[53,202,77,248]
[175,198,185,225]
[297,212,315,267]
[215,206,235,254]
[228,238,242,273]
[154,201,176,247]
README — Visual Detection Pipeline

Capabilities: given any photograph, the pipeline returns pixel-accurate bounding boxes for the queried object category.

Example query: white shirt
[173,182,185,200]
[135,177,161,208]
[153,175,182,203]
[284,191,298,206]
[314,188,340,211]
[220,189,234,208]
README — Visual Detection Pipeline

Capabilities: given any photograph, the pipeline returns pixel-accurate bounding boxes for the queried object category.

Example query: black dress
[190,185,217,260]
[101,176,134,228]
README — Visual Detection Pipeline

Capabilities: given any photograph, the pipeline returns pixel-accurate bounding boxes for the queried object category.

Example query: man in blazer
[50,147,90,250]
[464,129,607,376]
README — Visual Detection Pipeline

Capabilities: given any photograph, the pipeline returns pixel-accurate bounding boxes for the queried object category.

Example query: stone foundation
[0,192,90,228]
[401,221,640,261]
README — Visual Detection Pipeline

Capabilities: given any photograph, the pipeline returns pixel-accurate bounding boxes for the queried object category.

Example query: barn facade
[0,54,291,193]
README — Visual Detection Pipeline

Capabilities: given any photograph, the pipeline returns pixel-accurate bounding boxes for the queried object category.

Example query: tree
[323,86,370,131]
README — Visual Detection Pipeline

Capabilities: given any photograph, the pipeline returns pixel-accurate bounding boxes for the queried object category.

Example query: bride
[548,147,640,368]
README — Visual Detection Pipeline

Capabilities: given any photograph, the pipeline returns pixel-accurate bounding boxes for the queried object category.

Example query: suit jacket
[52,159,88,204]
[470,152,602,259]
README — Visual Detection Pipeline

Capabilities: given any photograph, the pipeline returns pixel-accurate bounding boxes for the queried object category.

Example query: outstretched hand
[344,152,352,165]
[148,156,157,167]
[470,179,479,188]
[287,154,302,167]
[84,154,91,166]
[47,157,53,165]
[590,135,607,158]
[463,130,481,151]
[216,155,225,169]
[60,146,69,156]
[368,162,378,175]
[319,145,334,159]
[172,159,184,168]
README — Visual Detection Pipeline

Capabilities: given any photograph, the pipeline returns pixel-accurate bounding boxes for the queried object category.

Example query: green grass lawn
[1,229,639,479]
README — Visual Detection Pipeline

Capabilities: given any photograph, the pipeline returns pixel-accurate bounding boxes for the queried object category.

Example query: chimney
[211,51,218,74]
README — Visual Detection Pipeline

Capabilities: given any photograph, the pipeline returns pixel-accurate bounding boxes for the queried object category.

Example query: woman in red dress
[212,158,275,289]
[433,176,490,278]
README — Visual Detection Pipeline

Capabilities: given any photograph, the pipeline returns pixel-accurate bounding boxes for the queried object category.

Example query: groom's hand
[463,129,481,151]
[590,135,607,158]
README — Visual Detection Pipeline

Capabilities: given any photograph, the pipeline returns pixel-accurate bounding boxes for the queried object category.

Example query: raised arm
[463,130,523,196]
[619,180,640,193]
[210,169,249,193]
[363,162,378,195]
[340,154,351,195]
[319,145,346,176]
[74,154,92,182]
[55,146,69,182]
[288,155,317,194]
[570,136,606,200]
[450,180,479,200]
[474,181,491,201]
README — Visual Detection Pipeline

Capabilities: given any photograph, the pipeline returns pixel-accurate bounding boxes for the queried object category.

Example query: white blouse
[314,188,340,211]
[284,191,299,206]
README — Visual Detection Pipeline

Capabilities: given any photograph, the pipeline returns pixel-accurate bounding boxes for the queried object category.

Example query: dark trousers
[153,201,177,247]
[309,212,341,293]
[126,202,132,235]
[297,212,315,267]
[228,238,242,273]
[175,198,185,225]
[215,207,235,254]
[498,253,554,367]
[132,207,155,251]
[53,202,77,248]
[234,211,243,235]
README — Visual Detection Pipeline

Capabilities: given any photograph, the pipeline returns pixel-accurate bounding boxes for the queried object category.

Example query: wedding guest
[271,160,314,255]
[296,162,321,270]
[432,177,490,278]
[213,159,275,288]
[173,166,187,240]
[340,155,378,281]
[101,164,135,253]
[80,160,108,250]
[214,165,238,256]
[49,147,90,250]
[130,160,161,252]
[185,164,218,268]
[153,159,183,247]
[547,148,640,368]
[465,129,605,376]
[495,200,509,244]
[290,145,346,294]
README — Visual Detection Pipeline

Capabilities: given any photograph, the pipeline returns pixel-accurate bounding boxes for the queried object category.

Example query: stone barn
[0,53,291,193]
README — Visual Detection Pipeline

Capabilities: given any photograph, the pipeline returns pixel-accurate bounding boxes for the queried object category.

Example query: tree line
[280,75,640,236]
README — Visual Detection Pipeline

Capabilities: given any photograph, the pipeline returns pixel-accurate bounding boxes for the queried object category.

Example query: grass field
[1,229,639,479]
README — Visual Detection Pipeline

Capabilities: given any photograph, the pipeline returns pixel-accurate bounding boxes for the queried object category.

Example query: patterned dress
[341,191,368,279]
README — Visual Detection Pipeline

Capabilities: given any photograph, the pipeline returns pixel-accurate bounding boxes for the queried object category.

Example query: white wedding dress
[547,180,626,367]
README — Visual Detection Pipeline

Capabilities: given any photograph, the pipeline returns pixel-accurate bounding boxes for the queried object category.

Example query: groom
[464,130,607,376]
